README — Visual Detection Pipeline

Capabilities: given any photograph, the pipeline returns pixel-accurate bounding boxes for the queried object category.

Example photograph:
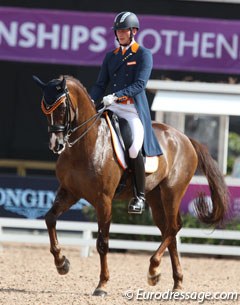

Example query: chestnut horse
[33,75,229,296]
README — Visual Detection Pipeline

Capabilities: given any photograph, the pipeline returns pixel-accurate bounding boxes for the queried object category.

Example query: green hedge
[82,200,240,245]
[227,132,240,174]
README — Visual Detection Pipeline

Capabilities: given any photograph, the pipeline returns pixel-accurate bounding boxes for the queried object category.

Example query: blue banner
[0,175,90,220]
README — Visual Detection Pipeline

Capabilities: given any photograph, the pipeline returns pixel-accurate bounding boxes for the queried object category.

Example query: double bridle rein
[41,87,105,147]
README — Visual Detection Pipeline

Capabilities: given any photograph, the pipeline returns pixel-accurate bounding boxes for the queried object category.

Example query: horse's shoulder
[98,116,112,138]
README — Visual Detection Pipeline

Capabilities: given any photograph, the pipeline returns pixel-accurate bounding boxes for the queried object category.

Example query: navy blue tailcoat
[90,42,162,157]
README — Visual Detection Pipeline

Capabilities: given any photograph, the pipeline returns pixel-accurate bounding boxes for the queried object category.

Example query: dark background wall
[1,0,240,161]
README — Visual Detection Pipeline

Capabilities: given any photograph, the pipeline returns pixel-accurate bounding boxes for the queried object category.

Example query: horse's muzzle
[49,134,66,154]
[54,142,66,154]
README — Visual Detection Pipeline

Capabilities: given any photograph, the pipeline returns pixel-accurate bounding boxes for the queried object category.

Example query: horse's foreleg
[93,202,112,297]
[45,187,76,275]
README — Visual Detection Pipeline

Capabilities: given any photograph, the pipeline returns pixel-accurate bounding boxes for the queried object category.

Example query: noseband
[41,86,105,147]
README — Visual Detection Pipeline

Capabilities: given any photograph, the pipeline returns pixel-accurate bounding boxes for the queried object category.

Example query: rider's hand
[102,94,117,106]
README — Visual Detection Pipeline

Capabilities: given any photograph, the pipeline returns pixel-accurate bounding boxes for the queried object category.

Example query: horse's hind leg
[148,185,184,291]
[45,186,76,275]
[168,216,183,291]
[146,187,165,286]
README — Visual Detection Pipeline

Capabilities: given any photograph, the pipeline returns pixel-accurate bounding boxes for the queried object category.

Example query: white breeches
[108,102,144,158]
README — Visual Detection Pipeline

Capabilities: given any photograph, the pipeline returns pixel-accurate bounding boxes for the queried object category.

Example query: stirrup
[128,197,145,214]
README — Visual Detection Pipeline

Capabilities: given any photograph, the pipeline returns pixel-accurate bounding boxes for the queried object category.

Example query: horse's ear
[32,75,46,90]
[60,77,66,90]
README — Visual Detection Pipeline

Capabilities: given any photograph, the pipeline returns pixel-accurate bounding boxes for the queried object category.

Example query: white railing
[0,218,240,257]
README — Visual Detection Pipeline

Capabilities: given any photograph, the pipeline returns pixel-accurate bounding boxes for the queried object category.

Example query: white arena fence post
[81,229,93,257]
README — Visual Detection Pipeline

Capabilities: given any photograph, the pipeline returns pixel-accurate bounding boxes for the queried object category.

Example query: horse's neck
[77,99,97,124]
[73,97,103,152]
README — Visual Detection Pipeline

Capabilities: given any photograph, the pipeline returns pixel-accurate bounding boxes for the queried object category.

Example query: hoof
[56,256,70,275]
[147,272,161,286]
[92,288,107,297]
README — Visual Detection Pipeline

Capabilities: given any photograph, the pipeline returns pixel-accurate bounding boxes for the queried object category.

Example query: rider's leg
[107,103,146,213]
[128,150,146,214]
[128,117,145,214]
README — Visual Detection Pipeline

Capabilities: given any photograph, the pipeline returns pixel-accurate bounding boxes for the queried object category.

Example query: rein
[66,106,106,147]
[42,87,106,147]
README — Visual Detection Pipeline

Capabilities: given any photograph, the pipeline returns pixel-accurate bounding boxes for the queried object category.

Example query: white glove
[102,94,117,106]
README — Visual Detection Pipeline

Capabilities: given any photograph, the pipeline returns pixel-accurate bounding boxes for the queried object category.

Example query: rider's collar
[114,41,139,54]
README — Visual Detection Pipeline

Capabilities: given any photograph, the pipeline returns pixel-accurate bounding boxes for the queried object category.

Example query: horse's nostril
[53,140,65,154]
[58,143,64,151]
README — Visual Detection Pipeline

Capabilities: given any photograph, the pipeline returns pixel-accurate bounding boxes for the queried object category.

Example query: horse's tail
[189,138,229,226]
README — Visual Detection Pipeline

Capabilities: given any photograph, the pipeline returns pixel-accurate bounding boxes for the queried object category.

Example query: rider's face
[116,28,137,45]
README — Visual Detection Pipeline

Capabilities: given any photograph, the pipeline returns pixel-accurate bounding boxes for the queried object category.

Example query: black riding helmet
[112,11,139,31]
[112,12,139,45]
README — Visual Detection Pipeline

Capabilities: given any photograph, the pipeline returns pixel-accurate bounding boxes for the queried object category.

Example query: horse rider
[90,11,162,214]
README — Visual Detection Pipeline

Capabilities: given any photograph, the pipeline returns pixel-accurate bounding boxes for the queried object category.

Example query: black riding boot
[128,151,146,214]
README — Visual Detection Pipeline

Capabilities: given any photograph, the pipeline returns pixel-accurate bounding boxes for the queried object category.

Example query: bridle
[41,87,105,148]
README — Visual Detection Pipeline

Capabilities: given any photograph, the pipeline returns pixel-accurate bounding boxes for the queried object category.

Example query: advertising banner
[0,175,90,220]
[1,7,240,73]
[181,181,240,219]
[0,175,240,220]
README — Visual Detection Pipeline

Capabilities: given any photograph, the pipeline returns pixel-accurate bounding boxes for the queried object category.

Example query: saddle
[104,111,158,173]
[106,111,132,164]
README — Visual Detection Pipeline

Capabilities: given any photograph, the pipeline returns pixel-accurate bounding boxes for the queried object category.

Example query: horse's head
[33,75,74,154]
